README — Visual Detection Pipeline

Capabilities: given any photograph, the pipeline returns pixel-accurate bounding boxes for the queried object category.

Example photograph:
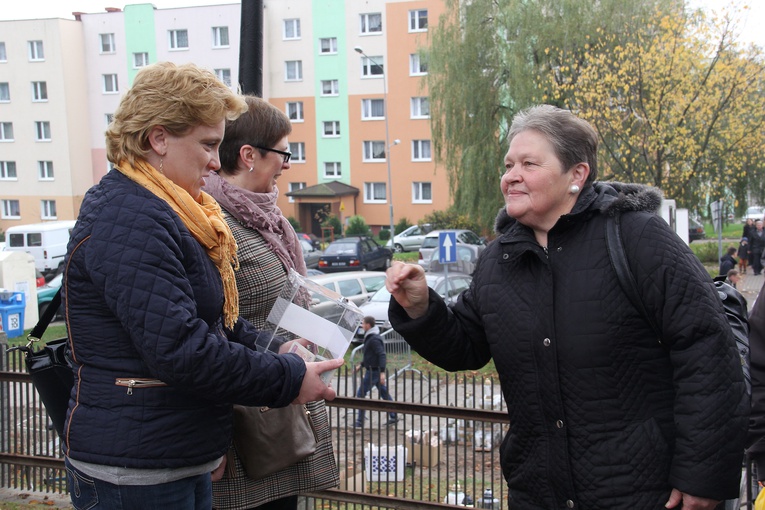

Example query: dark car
[688,217,706,243]
[37,273,63,320]
[300,239,324,269]
[318,236,393,273]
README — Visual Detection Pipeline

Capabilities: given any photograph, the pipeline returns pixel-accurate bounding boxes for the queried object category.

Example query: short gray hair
[507,105,598,186]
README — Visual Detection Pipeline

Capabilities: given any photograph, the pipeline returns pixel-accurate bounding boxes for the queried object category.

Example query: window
[288,182,305,203]
[321,80,339,96]
[411,97,430,118]
[0,122,13,141]
[362,99,385,120]
[0,42,6,62]
[364,182,387,203]
[103,74,118,93]
[409,9,428,31]
[286,102,304,122]
[1,200,20,219]
[35,121,51,141]
[323,121,340,137]
[285,61,303,81]
[319,37,337,54]
[289,142,306,163]
[41,200,57,220]
[324,162,341,178]
[413,182,432,203]
[100,33,115,53]
[105,113,114,126]
[28,40,44,61]
[363,141,386,161]
[212,26,229,47]
[360,13,382,34]
[169,29,189,50]
[32,81,47,102]
[38,160,54,180]
[284,19,301,40]
[412,140,432,161]
[361,56,384,77]
[410,53,428,75]
[0,83,8,102]
[215,68,231,87]
[0,161,16,180]
[133,52,149,68]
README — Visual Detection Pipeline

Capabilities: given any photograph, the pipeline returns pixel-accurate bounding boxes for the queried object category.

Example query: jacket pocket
[115,378,167,395]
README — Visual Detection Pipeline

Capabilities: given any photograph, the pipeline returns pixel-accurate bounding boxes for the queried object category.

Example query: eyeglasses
[253,145,291,164]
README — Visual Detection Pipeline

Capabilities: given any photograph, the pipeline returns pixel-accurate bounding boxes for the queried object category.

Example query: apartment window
[32,81,47,102]
[411,97,430,118]
[0,83,8,102]
[409,9,428,31]
[38,160,54,180]
[41,200,57,220]
[2,200,20,219]
[323,121,340,137]
[284,19,301,40]
[28,40,44,61]
[319,37,337,54]
[361,56,384,77]
[35,121,51,141]
[286,102,304,122]
[362,99,385,120]
[103,74,119,93]
[364,182,387,203]
[105,113,114,126]
[360,13,382,34]
[0,161,16,180]
[412,140,432,161]
[285,61,303,81]
[410,54,428,75]
[212,26,229,48]
[321,80,339,96]
[169,29,189,50]
[0,122,13,141]
[413,182,432,203]
[100,33,116,53]
[0,42,6,62]
[324,162,341,178]
[363,141,386,161]
[215,68,232,87]
[133,52,149,68]
[288,182,305,203]
[289,142,306,163]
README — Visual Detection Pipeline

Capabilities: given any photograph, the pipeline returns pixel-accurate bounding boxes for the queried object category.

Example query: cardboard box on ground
[406,429,442,468]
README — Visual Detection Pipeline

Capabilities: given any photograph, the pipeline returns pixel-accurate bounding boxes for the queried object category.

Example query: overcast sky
[1,0,762,48]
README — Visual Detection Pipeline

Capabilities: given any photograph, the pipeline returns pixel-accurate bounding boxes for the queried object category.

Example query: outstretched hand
[665,488,719,510]
[293,357,343,405]
[386,261,429,319]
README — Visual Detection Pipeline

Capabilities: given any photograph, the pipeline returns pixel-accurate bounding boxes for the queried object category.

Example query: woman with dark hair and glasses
[204,95,338,510]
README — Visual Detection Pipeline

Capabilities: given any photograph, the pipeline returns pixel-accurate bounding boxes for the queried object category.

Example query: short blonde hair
[106,62,248,164]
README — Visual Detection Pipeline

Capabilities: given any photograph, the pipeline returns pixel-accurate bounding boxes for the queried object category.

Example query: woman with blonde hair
[62,62,341,510]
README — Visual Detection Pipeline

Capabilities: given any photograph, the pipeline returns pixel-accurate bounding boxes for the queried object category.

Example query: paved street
[738,271,763,309]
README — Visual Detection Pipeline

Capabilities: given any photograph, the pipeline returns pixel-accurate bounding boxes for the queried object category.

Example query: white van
[3,220,76,276]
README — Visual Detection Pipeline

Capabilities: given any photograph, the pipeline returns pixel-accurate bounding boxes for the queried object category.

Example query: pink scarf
[203,171,307,277]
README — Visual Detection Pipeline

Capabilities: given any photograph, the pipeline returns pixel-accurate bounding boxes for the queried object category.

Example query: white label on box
[270,299,353,358]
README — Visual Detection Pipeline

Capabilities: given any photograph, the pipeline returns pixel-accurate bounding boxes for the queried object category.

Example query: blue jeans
[355,368,397,425]
[65,458,212,510]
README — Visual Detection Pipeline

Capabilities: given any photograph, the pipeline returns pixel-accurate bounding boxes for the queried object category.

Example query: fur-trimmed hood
[494,181,663,235]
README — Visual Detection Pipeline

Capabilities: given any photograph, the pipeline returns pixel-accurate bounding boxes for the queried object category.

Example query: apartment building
[0,0,449,238]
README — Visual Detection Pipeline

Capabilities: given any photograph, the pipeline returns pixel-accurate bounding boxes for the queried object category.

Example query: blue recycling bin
[0,291,26,339]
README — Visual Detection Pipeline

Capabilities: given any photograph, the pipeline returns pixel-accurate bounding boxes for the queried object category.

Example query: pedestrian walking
[353,316,398,428]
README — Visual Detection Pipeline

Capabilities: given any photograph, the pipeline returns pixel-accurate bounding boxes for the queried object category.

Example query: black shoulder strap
[29,288,61,340]
[605,212,662,340]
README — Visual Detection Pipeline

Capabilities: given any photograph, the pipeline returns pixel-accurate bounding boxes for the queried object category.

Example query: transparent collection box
[259,269,364,383]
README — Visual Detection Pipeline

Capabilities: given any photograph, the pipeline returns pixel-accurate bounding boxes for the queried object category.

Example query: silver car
[418,229,486,271]
[300,239,323,269]
[385,224,433,253]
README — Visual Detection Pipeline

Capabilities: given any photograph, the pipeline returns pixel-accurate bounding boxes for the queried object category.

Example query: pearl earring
[569,184,580,194]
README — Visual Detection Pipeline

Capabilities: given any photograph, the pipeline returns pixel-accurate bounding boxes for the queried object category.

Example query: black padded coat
[390,182,748,509]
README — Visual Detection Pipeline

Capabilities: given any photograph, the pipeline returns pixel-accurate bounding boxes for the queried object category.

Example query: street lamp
[354,46,397,244]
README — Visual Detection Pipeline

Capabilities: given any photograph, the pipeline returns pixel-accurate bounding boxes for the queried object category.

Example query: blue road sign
[439,231,457,264]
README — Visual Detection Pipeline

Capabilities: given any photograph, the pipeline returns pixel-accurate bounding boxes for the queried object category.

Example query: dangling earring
[158,158,164,174]
[248,166,254,173]
[569,184,580,194]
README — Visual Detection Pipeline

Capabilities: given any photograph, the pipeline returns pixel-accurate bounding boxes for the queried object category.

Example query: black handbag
[11,288,73,439]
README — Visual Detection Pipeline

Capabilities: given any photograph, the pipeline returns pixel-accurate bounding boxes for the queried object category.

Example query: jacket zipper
[115,378,167,395]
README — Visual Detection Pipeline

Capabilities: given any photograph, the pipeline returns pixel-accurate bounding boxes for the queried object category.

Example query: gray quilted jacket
[390,182,747,509]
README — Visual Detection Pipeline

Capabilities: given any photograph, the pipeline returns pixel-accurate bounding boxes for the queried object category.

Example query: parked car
[300,239,324,269]
[385,224,433,253]
[306,271,387,326]
[318,236,393,273]
[418,229,486,271]
[357,272,472,334]
[688,217,706,243]
[37,273,63,320]
[35,270,46,288]
[296,232,321,249]
[742,206,765,223]
[426,244,482,274]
